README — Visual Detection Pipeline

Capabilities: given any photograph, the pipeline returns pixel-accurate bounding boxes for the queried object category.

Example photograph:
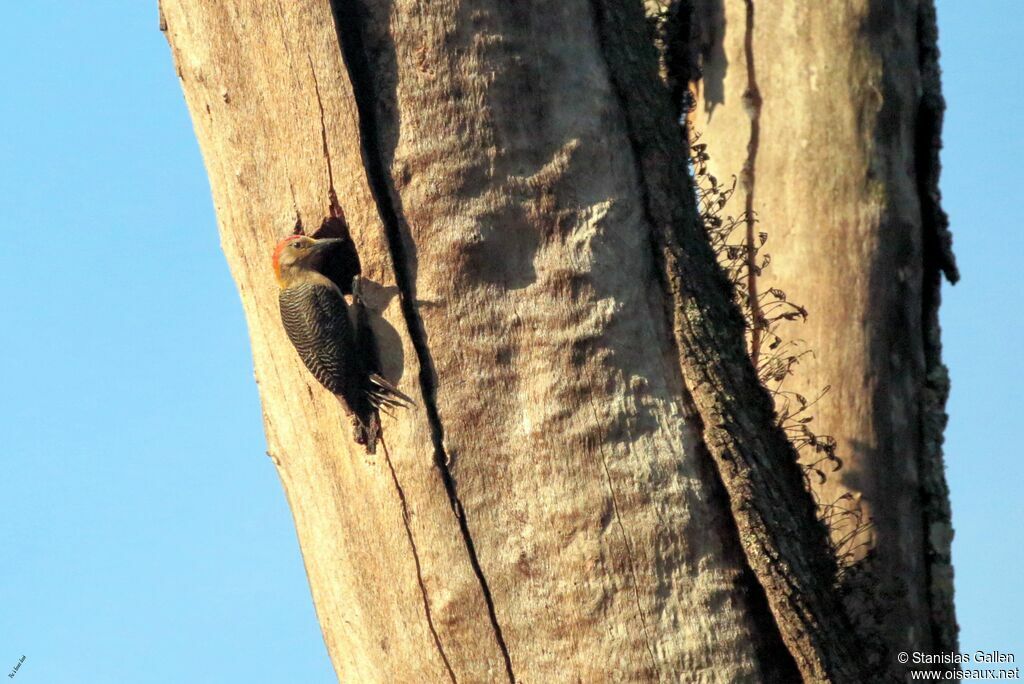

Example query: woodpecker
[272,234,413,452]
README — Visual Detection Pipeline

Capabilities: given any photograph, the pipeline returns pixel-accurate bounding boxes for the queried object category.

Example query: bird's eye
[292,242,303,249]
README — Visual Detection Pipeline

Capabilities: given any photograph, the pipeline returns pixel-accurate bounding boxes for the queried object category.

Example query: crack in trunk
[326,2,516,680]
[308,57,344,219]
[586,0,883,680]
[740,0,764,366]
[381,438,458,682]
[587,400,661,679]
[307,44,452,671]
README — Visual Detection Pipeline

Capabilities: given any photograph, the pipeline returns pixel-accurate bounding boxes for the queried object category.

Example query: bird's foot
[351,275,363,304]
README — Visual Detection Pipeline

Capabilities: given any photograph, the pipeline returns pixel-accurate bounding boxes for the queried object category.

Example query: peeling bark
[591,3,876,680]
[914,0,958,657]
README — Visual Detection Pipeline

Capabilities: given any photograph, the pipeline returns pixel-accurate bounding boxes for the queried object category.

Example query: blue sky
[0,1,1018,681]
[937,0,1023,659]
[0,3,332,682]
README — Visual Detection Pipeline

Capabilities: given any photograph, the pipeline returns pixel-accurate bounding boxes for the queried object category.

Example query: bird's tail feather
[367,373,416,411]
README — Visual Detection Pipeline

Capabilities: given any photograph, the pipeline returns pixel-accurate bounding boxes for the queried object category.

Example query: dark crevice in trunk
[587,0,880,680]
[381,439,458,683]
[311,48,448,663]
[308,57,345,221]
[740,0,764,367]
[588,1,797,681]
[593,9,796,679]
[326,2,516,681]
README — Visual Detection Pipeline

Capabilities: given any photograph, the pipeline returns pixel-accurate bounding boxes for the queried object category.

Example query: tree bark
[162,0,915,680]
[686,0,958,661]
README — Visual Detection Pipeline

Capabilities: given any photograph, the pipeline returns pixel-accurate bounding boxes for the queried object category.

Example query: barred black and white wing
[278,281,413,415]
[279,282,361,402]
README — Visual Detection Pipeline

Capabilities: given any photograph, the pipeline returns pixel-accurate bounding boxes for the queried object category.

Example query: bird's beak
[306,237,347,262]
[310,237,347,252]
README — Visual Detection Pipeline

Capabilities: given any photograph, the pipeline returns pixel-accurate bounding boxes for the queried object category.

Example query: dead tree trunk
[160,0,936,680]
[683,0,958,662]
